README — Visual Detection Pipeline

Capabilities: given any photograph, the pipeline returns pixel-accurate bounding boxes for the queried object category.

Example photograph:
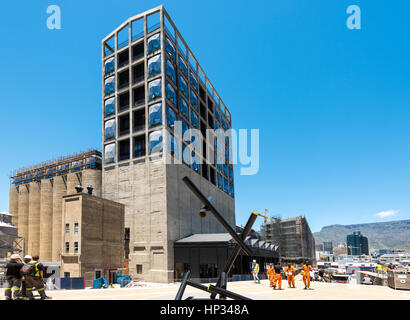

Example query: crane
[253,209,277,224]
[347,245,360,256]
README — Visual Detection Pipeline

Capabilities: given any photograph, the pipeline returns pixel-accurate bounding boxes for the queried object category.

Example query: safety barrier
[54,277,85,290]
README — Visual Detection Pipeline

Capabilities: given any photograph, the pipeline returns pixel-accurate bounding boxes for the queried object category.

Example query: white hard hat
[24,255,32,260]
[10,254,21,260]
[253,260,256,263]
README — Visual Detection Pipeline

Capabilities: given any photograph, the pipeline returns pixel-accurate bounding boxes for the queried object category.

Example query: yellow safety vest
[31,261,41,277]
[252,264,259,273]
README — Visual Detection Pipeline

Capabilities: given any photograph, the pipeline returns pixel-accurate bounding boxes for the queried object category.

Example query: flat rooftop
[2,277,408,300]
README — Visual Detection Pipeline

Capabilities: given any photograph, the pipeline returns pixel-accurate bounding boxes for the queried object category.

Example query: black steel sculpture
[175,176,258,300]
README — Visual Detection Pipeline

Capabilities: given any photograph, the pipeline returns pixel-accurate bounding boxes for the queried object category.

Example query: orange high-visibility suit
[302,265,312,288]
[273,265,282,289]
[285,266,296,288]
[267,266,275,287]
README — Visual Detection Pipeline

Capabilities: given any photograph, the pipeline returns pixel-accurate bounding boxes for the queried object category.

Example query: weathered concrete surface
[28,182,41,256]
[40,179,53,261]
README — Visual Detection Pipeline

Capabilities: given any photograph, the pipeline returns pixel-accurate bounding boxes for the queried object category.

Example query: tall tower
[101,6,235,282]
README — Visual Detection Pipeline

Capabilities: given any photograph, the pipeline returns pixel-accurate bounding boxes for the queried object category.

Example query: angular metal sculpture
[175,176,257,300]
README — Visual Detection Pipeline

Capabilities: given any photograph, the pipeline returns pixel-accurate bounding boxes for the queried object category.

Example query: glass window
[104,57,115,75]
[224,178,229,193]
[215,108,221,123]
[131,18,144,42]
[166,104,176,129]
[149,103,162,127]
[166,82,176,105]
[182,143,190,167]
[105,143,116,164]
[217,173,223,190]
[178,55,188,78]
[147,12,160,34]
[223,164,228,177]
[65,223,69,235]
[65,242,69,253]
[148,54,161,78]
[164,15,175,40]
[104,119,116,141]
[190,72,198,91]
[181,118,189,136]
[179,96,189,119]
[133,135,146,158]
[192,158,201,174]
[74,223,79,235]
[149,130,163,154]
[189,53,197,73]
[179,75,188,98]
[147,33,161,55]
[74,242,79,253]
[117,25,129,50]
[199,68,205,86]
[229,183,234,197]
[229,166,233,180]
[165,37,175,62]
[177,35,187,58]
[206,81,213,99]
[166,58,176,83]
[167,133,179,159]
[148,79,162,101]
[190,89,198,111]
[191,110,199,129]
[104,76,115,96]
[104,98,115,117]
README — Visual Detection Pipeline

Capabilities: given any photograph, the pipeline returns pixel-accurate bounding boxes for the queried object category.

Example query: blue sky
[0,0,409,233]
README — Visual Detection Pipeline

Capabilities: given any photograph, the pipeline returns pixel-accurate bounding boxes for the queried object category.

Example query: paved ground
[1,278,409,300]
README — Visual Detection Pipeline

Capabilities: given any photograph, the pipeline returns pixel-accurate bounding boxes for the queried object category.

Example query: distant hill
[313,219,410,250]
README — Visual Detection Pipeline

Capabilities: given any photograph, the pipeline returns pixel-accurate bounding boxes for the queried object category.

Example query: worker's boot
[39,289,51,300]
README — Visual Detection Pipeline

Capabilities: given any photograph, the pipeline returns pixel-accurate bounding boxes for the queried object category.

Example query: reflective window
[199,68,205,86]
[178,55,188,78]
[181,118,189,136]
[149,103,162,127]
[148,79,162,101]
[104,76,115,96]
[229,183,234,197]
[179,96,189,119]
[192,158,201,174]
[166,58,176,83]
[164,15,175,40]
[189,53,197,73]
[182,143,190,167]
[217,173,223,190]
[104,57,115,75]
[190,89,198,111]
[166,104,176,129]
[166,82,176,105]
[179,75,188,98]
[190,72,198,91]
[104,98,115,117]
[215,108,221,123]
[224,178,229,193]
[177,35,187,59]
[191,110,199,129]
[148,54,161,78]
[147,34,161,54]
[104,36,115,57]
[229,166,233,180]
[104,119,116,141]
[167,133,179,159]
[105,143,116,164]
[149,130,163,154]
[165,37,175,62]
[223,164,228,177]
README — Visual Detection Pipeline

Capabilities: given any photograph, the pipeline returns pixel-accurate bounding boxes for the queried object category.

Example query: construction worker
[267,263,275,288]
[302,261,313,290]
[20,255,32,299]
[251,260,260,283]
[285,264,296,288]
[4,254,23,300]
[24,255,51,300]
[273,263,283,290]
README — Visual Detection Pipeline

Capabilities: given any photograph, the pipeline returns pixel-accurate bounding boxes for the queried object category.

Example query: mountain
[313,219,410,250]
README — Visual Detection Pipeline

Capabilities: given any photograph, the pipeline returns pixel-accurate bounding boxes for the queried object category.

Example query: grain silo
[40,178,53,261]
[28,181,41,256]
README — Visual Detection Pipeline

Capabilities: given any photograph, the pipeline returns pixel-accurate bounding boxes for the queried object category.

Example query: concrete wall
[40,179,53,261]
[52,176,66,261]
[17,185,29,250]
[9,186,19,228]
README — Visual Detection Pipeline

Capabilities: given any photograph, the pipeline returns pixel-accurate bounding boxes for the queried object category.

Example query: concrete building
[347,231,369,255]
[101,6,235,282]
[9,150,102,261]
[61,192,125,287]
[261,216,316,264]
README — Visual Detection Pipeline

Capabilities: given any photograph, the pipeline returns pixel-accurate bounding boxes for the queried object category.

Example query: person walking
[302,261,313,290]
[251,260,260,284]
[4,254,24,300]
[267,263,275,288]
[285,264,296,288]
[273,263,283,290]
[23,255,52,300]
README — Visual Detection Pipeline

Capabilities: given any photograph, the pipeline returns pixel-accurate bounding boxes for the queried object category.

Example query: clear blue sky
[1,0,409,233]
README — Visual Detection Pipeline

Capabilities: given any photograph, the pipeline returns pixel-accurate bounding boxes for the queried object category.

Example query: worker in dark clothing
[5,254,24,300]
[20,255,32,298]
[273,264,283,290]
[24,255,52,300]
